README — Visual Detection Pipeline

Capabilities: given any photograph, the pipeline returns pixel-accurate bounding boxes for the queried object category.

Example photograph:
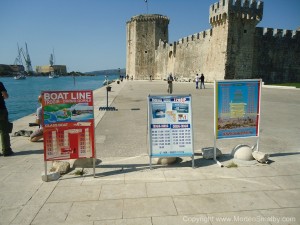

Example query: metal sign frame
[148,94,194,169]
[42,90,96,181]
[214,79,262,166]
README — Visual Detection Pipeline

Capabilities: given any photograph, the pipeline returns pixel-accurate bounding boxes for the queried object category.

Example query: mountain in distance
[86,68,126,76]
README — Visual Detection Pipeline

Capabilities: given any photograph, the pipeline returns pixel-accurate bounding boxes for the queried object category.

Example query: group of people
[0,81,44,157]
[195,73,205,89]
[166,73,205,94]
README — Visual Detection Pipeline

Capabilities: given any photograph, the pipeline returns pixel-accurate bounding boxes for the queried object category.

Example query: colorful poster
[148,95,193,157]
[42,90,95,161]
[215,80,261,139]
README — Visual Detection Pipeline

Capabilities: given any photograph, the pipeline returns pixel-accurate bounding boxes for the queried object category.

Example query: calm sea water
[0,75,118,121]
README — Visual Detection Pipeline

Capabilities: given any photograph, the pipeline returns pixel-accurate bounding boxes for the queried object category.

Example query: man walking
[167,73,174,94]
[200,73,205,89]
[0,81,13,156]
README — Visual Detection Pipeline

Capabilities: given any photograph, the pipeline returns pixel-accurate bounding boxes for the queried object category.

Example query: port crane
[14,43,23,66]
[14,42,33,73]
[20,42,33,73]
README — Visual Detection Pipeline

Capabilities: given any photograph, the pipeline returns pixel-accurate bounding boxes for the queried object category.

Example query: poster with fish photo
[42,90,95,161]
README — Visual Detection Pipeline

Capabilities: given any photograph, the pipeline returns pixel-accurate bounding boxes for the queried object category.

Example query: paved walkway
[1,80,300,225]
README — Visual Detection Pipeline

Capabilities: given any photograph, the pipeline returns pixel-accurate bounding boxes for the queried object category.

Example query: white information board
[148,95,194,163]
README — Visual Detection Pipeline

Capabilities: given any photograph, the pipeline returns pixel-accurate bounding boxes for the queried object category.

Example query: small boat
[103,79,113,85]
[14,72,26,80]
[49,72,59,78]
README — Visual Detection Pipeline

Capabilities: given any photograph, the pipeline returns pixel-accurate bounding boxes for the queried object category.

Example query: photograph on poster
[152,103,166,119]
[44,103,93,125]
[216,80,261,139]
[172,103,189,113]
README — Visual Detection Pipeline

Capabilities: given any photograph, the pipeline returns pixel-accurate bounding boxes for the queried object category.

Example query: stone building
[126,0,300,83]
[35,65,67,74]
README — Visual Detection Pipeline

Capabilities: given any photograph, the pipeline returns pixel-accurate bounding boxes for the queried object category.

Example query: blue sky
[0,0,299,73]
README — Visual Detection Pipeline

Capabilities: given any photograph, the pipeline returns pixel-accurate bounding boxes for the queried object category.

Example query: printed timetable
[148,95,194,157]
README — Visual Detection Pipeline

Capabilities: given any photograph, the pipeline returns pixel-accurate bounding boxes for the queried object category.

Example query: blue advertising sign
[148,95,193,157]
[215,80,262,139]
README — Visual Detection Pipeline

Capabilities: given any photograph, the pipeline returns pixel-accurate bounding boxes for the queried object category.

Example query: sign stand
[148,95,194,169]
[44,161,48,182]
[42,90,96,181]
[213,79,262,167]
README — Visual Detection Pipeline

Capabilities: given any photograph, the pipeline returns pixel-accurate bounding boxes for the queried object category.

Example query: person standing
[200,73,205,89]
[0,81,13,156]
[30,95,44,142]
[195,74,199,89]
[167,73,174,94]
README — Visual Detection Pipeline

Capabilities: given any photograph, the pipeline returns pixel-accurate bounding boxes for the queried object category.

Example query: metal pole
[106,87,108,109]
[93,158,96,178]
[44,161,48,182]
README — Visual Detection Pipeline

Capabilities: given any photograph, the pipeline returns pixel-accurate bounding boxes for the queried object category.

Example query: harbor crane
[14,42,33,73]
[14,43,23,66]
[20,42,33,73]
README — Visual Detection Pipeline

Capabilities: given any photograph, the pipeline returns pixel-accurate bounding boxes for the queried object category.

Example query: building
[0,64,25,76]
[36,65,67,74]
[126,0,300,83]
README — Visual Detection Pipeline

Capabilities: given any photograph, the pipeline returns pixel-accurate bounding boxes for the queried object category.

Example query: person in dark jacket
[0,81,13,156]
[200,73,205,89]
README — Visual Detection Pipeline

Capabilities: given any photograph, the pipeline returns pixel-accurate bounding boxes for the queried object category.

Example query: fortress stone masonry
[126,0,300,83]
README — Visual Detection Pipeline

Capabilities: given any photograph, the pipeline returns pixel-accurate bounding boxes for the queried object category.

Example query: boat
[14,72,26,80]
[49,71,59,78]
[103,79,113,85]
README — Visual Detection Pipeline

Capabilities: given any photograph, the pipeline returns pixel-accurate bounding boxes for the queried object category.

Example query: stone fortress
[126,0,300,83]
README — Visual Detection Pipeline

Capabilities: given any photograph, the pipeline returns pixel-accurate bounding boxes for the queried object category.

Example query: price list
[151,124,192,156]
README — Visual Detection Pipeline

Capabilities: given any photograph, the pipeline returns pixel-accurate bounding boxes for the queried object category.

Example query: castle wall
[252,28,300,83]
[155,25,228,82]
[126,0,300,84]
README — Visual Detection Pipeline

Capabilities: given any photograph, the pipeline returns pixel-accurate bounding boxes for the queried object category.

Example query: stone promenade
[0,80,300,225]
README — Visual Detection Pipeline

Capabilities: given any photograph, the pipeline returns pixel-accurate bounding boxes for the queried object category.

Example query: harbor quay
[1,80,300,225]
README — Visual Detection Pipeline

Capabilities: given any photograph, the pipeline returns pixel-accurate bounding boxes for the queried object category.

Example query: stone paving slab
[173,192,280,215]
[100,183,147,200]
[66,200,123,221]
[260,208,300,225]
[123,197,177,218]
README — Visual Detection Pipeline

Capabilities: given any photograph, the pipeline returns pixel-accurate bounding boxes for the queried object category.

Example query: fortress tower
[126,14,169,80]
[209,0,263,79]
[126,1,299,83]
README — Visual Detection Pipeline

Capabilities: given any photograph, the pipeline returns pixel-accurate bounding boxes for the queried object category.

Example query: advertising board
[148,95,193,157]
[215,80,261,139]
[42,90,95,161]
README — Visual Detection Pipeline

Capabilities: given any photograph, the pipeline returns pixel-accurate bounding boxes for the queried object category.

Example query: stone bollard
[231,144,254,161]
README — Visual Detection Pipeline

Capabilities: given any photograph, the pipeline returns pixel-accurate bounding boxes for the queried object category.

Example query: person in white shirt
[195,74,199,89]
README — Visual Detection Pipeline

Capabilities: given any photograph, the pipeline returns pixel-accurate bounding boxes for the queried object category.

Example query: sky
[0,0,299,73]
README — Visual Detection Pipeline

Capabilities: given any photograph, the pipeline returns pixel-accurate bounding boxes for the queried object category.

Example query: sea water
[0,75,118,121]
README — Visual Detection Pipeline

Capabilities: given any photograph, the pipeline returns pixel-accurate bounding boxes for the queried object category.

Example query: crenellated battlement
[255,27,300,39]
[175,29,213,46]
[127,14,169,23]
[209,0,263,27]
